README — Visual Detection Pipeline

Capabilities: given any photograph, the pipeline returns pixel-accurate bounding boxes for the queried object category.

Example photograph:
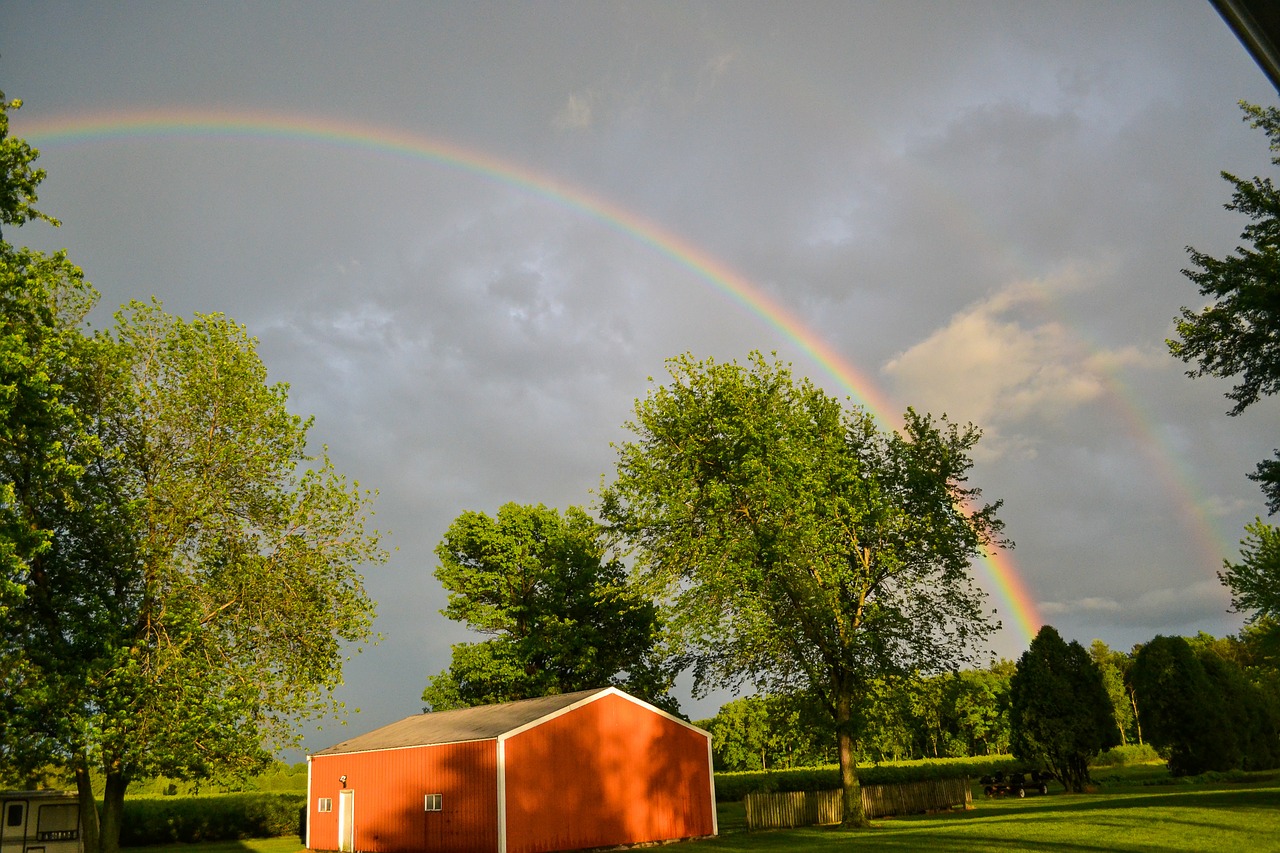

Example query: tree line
[694,622,1280,789]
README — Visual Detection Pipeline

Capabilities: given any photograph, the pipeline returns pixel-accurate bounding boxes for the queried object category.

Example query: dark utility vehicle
[979,769,1055,797]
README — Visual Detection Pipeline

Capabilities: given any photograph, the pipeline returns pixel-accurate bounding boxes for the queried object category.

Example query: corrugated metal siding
[309,740,499,853]
[502,693,715,853]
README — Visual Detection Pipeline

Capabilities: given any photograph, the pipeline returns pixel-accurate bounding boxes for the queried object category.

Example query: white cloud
[881,270,1166,456]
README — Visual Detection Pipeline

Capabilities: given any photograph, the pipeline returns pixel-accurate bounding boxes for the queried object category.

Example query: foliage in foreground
[1170,101,1280,667]
[0,95,385,853]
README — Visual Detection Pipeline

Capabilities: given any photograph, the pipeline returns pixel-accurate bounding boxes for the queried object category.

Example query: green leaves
[602,352,1003,700]
[1221,519,1280,623]
[602,350,1006,827]
[1171,101,1280,513]
[0,93,60,234]
[2,291,383,822]
[0,95,383,853]
[425,502,678,712]
[1009,626,1117,792]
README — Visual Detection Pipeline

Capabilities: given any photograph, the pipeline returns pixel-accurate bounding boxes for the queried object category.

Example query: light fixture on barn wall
[339,775,347,788]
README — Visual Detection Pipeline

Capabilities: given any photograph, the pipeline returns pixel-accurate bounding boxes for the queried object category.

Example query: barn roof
[311,688,612,756]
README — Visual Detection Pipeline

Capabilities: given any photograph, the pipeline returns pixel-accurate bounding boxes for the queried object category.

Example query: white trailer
[0,792,83,853]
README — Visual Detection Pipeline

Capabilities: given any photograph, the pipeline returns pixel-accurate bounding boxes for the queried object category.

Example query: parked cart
[979,770,1055,798]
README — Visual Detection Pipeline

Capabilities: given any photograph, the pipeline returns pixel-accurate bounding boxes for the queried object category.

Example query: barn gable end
[499,690,717,853]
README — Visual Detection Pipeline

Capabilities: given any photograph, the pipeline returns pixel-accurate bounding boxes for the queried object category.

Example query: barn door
[338,791,355,853]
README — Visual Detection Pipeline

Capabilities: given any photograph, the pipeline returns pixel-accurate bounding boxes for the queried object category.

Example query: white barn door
[338,790,355,853]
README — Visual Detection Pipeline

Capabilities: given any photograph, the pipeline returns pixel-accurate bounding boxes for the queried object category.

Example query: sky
[4,1,1279,751]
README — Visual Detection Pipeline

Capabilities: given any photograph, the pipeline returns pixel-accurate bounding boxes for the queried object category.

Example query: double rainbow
[20,108,1044,644]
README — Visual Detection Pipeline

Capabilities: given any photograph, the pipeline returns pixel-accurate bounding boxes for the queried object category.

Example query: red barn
[306,687,717,853]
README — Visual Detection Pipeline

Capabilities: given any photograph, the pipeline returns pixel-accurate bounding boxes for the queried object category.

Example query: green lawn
[691,781,1280,852]
[124,779,1280,853]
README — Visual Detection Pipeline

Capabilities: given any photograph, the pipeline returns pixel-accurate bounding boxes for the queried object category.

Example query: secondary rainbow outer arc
[21,108,1044,644]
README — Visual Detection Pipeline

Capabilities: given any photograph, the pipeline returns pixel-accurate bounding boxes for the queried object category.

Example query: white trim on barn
[495,736,507,853]
[304,755,313,849]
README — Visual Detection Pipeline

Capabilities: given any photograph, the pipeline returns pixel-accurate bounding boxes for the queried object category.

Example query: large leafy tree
[1170,102,1280,636]
[0,100,384,853]
[600,352,1004,827]
[1009,626,1117,792]
[422,502,678,713]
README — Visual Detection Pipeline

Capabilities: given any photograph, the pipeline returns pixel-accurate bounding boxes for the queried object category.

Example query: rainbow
[18,107,1044,644]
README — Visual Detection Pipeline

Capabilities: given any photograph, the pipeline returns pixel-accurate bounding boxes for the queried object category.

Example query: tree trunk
[73,758,100,853]
[98,766,128,853]
[835,692,869,828]
[1129,688,1143,745]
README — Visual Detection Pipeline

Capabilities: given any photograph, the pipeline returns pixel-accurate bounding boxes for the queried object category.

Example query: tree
[702,692,834,771]
[6,300,383,853]
[422,502,678,713]
[1009,626,1118,793]
[1089,640,1138,747]
[1221,519,1280,624]
[600,352,1004,827]
[0,92,59,236]
[1,114,385,853]
[703,696,772,771]
[1170,101,1280,510]
[1130,635,1236,776]
[1171,102,1280,643]
[856,678,915,763]
[952,664,1014,756]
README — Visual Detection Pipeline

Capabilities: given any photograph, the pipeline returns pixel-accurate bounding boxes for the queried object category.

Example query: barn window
[424,794,442,812]
[317,798,333,813]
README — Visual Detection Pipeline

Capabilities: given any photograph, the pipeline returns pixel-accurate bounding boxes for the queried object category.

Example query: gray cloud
[2,0,1273,748]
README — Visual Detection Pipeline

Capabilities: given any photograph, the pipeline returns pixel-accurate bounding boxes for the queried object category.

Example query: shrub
[1093,744,1162,767]
[120,793,304,845]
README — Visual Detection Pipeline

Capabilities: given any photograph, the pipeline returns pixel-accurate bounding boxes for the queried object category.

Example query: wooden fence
[743,777,971,829]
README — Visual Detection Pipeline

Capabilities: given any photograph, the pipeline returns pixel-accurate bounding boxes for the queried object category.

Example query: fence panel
[743,777,971,829]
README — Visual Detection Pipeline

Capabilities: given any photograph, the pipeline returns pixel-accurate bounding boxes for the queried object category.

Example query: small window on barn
[317,798,333,813]
[424,794,442,812]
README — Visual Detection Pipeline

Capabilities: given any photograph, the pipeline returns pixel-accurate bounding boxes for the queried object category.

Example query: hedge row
[121,793,304,845]
[713,756,1023,802]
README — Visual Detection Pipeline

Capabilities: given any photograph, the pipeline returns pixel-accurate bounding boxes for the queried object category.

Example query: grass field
[692,780,1280,852]
[125,777,1280,853]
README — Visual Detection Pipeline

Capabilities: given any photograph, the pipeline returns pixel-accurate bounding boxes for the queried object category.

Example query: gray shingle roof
[311,688,610,756]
